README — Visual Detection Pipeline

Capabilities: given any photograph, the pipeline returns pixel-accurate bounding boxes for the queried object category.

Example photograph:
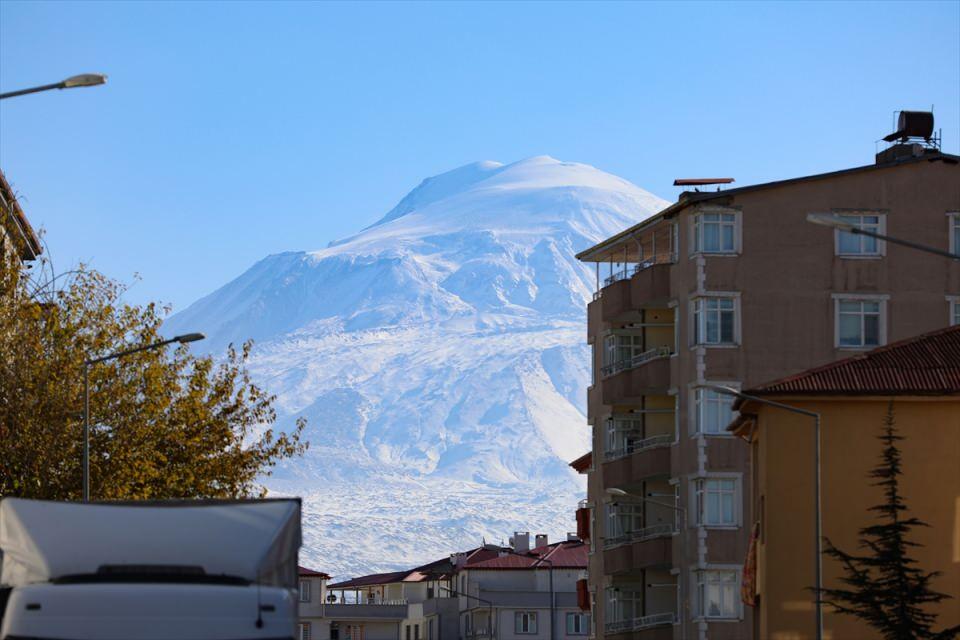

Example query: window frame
[691,294,740,347]
[692,383,739,436]
[832,212,886,258]
[833,294,888,349]
[949,296,960,326]
[948,212,960,256]
[515,610,538,634]
[693,475,741,528]
[695,568,741,620]
[690,209,740,256]
[298,579,311,603]
[566,612,590,635]
[298,622,312,640]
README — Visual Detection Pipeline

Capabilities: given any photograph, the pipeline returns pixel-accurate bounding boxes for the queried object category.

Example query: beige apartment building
[574,139,960,640]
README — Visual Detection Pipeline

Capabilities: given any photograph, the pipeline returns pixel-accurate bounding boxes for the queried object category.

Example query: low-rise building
[0,169,41,266]
[298,566,332,640]
[729,325,960,640]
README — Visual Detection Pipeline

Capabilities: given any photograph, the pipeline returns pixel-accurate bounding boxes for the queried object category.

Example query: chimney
[535,534,548,548]
[567,532,580,542]
[512,532,530,554]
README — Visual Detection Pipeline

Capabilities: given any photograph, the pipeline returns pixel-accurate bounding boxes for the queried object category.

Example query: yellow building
[730,325,960,640]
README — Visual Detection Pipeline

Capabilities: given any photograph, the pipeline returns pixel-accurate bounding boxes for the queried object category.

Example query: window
[835,214,884,256]
[948,213,959,255]
[950,298,960,326]
[696,478,738,526]
[567,612,589,635]
[694,387,736,435]
[464,613,472,632]
[299,622,312,640]
[602,333,645,372]
[605,501,644,540]
[605,586,643,623]
[693,297,736,345]
[515,611,538,634]
[836,297,884,348]
[414,624,420,640]
[693,212,738,254]
[299,579,311,602]
[405,625,411,640]
[697,570,739,619]
[428,620,434,640]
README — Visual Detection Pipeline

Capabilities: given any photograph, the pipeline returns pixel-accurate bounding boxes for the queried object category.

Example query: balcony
[601,356,672,404]
[604,432,672,463]
[605,612,678,637]
[322,602,408,620]
[602,446,671,488]
[599,258,674,320]
[603,522,676,549]
[601,345,672,379]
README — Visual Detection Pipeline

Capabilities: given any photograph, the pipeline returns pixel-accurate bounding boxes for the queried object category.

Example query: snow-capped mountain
[166,156,667,578]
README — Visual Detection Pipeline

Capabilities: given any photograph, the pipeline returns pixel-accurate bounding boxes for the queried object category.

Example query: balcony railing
[603,432,673,462]
[594,253,677,299]
[605,611,678,633]
[603,522,677,549]
[600,346,672,378]
[465,629,494,639]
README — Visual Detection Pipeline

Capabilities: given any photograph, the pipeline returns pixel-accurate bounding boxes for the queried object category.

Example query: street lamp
[82,332,205,501]
[806,213,959,260]
[605,488,687,639]
[702,383,823,640]
[0,73,107,100]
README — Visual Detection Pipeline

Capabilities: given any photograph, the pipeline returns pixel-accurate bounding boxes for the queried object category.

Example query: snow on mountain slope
[165,156,667,579]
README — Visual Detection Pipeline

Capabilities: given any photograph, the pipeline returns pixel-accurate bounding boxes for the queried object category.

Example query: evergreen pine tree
[817,402,959,640]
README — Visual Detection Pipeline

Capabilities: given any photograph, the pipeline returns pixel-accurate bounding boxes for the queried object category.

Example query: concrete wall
[751,396,960,640]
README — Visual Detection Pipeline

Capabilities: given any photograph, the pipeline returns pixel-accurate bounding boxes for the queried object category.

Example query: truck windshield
[53,564,250,586]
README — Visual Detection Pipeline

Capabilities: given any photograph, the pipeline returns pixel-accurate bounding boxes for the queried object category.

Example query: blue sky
[2,1,958,311]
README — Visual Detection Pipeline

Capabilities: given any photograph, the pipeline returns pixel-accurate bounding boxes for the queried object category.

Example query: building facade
[0,169,41,266]
[730,325,960,639]
[298,566,333,640]
[575,144,960,639]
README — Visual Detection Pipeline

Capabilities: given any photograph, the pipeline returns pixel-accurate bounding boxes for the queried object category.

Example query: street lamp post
[82,332,205,501]
[806,213,960,260]
[703,384,823,640]
[605,487,687,639]
[0,74,107,100]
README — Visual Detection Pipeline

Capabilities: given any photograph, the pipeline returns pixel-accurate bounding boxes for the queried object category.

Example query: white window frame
[695,568,741,620]
[298,622,312,640]
[566,612,589,635]
[832,212,886,257]
[693,475,741,528]
[691,294,740,347]
[948,212,960,256]
[690,209,740,256]
[605,586,644,624]
[298,579,311,603]
[515,611,538,634]
[691,383,739,436]
[833,294,888,349]
[949,296,960,326]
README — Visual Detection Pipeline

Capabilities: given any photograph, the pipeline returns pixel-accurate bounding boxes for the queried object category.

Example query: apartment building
[303,534,589,640]
[575,129,960,639]
[298,566,333,640]
[729,325,960,640]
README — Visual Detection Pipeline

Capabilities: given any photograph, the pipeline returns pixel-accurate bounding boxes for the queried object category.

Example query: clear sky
[2,1,958,311]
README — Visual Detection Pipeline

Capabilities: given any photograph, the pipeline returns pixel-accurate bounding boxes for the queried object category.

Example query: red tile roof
[464,541,588,570]
[747,326,960,396]
[299,566,331,579]
[328,570,411,589]
[568,452,592,474]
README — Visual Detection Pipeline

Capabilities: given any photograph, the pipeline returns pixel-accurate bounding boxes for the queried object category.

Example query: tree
[0,253,307,500]
[817,402,959,640]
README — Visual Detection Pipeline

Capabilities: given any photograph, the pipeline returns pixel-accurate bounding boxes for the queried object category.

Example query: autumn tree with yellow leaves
[0,256,306,500]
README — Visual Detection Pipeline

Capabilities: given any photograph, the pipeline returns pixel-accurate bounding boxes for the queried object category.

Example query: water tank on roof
[884,111,934,142]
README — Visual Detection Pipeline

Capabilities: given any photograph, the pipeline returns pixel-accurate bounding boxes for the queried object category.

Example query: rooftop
[742,325,960,398]
[299,565,331,579]
[0,169,42,261]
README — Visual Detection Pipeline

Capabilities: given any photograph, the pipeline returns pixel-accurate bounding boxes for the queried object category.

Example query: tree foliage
[0,256,307,500]
[818,402,958,640]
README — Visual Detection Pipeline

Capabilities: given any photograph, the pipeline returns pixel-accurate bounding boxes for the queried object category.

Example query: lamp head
[174,332,205,344]
[605,488,628,496]
[61,74,107,89]
[806,213,855,232]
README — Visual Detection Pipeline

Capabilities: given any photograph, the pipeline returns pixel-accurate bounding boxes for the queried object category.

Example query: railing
[466,630,494,639]
[603,432,673,462]
[600,345,672,378]
[603,522,677,549]
[599,252,679,290]
[605,611,679,633]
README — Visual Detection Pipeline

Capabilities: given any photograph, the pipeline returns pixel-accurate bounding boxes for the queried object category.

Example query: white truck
[0,497,301,640]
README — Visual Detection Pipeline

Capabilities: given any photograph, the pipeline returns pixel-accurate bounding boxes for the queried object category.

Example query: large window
[298,579,311,603]
[605,501,644,540]
[693,297,736,345]
[694,387,736,435]
[693,212,738,254]
[515,611,538,634]
[836,297,884,348]
[836,214,884,256]
[697,570,739,619]
[696,478,738,526]
[567,612,590,635]
[605,586,643,623]
[603,333,645,373]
